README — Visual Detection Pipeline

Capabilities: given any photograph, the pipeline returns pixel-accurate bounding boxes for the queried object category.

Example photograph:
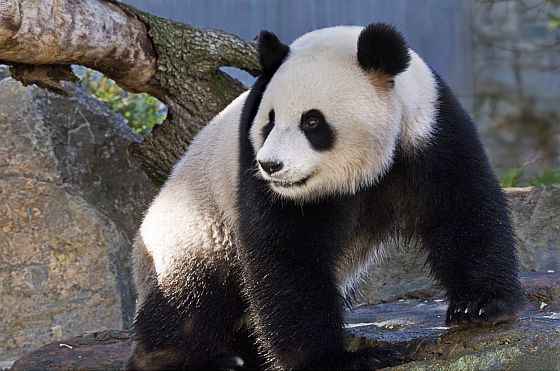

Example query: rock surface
[348,300,560,370]
[10,272,559,370]
[508,186,560,272]
[10,331,132,371]
[0,78,157,360]
[361,185,560,305]
[0,65,10,79]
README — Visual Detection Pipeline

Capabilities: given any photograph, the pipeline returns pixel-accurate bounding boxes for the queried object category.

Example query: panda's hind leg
[127,251,261,370]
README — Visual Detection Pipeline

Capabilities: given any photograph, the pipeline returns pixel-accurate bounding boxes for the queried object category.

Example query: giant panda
[127,24,523,370]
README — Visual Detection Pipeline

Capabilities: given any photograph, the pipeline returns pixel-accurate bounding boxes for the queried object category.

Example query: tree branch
[0,0,260,184]
[9,64,78,96]
[110,2,260,185]
[0,0,157,93]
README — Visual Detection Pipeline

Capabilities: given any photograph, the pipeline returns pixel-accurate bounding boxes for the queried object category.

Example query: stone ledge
[11,272,560,370]
[11,331,132,371]
[347,300,560,370]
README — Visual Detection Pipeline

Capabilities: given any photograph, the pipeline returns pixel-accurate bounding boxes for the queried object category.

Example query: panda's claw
[446,296,523,326]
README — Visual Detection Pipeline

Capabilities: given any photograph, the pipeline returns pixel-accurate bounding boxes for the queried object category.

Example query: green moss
[501,167,560,188]
[208,71,244,106]
[529,169,560,187]
[500,168,524,188]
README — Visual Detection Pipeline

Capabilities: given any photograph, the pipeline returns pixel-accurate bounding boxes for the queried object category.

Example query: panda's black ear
[257,31,290,77]
[357,23,410,77]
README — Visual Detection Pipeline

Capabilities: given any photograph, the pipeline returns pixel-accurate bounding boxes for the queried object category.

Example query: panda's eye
[304,116,320,129]
[301,110,324,130]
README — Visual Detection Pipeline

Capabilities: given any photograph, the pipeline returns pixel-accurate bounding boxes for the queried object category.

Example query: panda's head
[250,24,420,201]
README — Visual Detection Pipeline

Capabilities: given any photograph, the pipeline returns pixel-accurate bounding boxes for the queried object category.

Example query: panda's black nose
[259,160,283,175]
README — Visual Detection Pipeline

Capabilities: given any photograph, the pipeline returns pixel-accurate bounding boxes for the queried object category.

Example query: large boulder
[0,78,157,361]
[361,186,560,304]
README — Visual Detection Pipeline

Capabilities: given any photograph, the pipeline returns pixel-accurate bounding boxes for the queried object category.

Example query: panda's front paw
[446,295,523,326]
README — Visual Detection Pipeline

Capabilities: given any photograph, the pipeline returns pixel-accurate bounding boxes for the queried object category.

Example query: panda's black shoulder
[390,70,498,198]
[430,72,489,163]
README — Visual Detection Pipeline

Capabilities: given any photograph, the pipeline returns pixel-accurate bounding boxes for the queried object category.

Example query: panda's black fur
[127,23,523,370]
[357,23,410,76]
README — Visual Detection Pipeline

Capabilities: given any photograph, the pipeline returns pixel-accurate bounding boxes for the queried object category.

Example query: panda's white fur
[137,92,247,289]
[136,25,437,297]
[250,26,437,200]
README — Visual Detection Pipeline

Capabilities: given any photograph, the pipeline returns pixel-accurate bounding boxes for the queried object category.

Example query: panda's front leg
[418,173,524,326]
[237,200,399,369]
[238,244,345,369]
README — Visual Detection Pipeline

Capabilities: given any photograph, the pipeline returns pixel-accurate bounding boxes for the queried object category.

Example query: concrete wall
[122,0,474,108]
[472,0,560,176]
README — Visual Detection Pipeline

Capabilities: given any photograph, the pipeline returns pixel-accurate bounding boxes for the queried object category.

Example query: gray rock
[361,248,441,305]
[507,186,560,272]
[0,79,157,361]
[347,300,560,370]
[347,273,560,370]
[0,65,10,80]
[10,331,132,371]
[520,271,560,305]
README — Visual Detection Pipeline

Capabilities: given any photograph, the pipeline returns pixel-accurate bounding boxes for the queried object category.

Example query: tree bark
[117,2,260,184]
[0,0,260,184]
[0,0,157,93]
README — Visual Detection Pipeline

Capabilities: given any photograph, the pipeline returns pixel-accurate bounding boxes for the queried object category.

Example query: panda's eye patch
[261,109,275,141]
[300,109,325,130]
[300,109,336,151]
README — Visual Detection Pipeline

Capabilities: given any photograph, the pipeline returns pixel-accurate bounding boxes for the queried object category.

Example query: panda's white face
[250,27,403,201]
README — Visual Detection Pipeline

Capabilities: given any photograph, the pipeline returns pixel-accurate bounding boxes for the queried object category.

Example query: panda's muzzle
[257,159,314,188]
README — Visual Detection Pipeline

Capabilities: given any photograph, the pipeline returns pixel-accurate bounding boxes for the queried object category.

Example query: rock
[0,78,157,361]
[346,300,560,370]
[0,65,10,80]
[520,271,560,306]
[471,1,560,174]
[506,186,560,272]
[11,272,559,370]
[10,331,132,371]
[348,272,560,371]
[360,186,560,305]
[361,248,441,304]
